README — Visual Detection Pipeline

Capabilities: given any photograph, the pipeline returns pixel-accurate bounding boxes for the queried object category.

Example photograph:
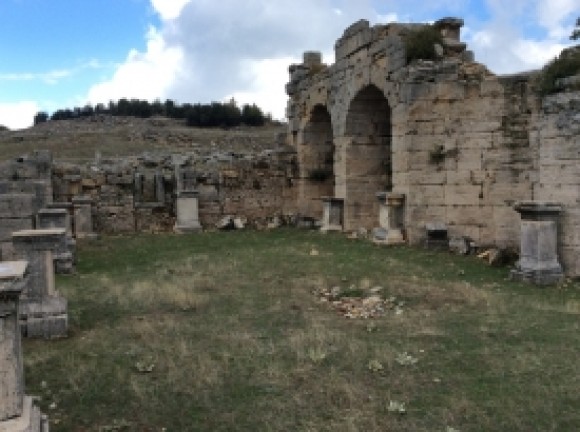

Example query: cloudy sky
[0,0,578,129]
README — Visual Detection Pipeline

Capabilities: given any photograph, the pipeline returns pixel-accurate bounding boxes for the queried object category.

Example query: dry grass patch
[22,230,580,431]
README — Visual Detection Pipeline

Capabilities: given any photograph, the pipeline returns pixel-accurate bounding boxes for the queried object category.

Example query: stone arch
[296,104,335,219]
[340,84,392,230]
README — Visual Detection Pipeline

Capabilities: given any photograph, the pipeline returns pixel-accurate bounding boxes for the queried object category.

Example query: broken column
[511,201,564,285]
[12,229,68,338]
[36,209,76,274]
[72,195,96,239]
[374,192,405,245]
[320,197,344,233]
[0,260,48,431]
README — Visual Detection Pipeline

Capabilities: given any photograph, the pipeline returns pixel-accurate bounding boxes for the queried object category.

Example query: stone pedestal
[0,260,48,432]
[36,209,75,274]
[174,191,202,233]
[72,196,96,240]
[12,230,68,339]
[375,192,405,245]
[320,197,344,233]
[511,201,564,285]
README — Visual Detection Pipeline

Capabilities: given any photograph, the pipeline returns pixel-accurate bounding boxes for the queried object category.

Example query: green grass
[23,230,580,431]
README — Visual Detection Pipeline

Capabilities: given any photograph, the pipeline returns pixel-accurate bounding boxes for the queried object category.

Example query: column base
[20,296,68,339]
[510,266,564,286]
[320,224,342,233]
[173,223,202,234]
[0,396,48,432]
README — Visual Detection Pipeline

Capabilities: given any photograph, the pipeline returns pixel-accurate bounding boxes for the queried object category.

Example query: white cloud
[0,101,39,130]
[0,60,104,85]
[376,13,398,24]
[150,0,191,20]
[536,0,579,39]
[227,57,299,119]
[86,26,184,104]
[464,0,578,73]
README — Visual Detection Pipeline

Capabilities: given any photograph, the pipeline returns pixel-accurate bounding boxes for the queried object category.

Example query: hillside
[0,115,287,161]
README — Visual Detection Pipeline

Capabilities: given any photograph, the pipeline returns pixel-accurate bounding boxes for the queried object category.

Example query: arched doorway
[297,104,334,219]
[342,85,392,230]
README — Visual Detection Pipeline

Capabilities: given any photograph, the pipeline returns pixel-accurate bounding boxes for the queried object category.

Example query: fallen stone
[215,215,234,230]
[233,216,247,230]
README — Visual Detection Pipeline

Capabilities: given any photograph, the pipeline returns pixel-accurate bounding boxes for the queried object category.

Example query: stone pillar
[12,229,68,339]
[374,192,405,245]
[0,260,48,431]
[511,201,564,285]
[320,197,344,233]
[72,196,96,239]
[0,261,26,420]
[36,209,75,274]
[174,191,202,233]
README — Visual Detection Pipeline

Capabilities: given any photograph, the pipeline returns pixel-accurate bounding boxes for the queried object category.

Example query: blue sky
[0,0,578,129]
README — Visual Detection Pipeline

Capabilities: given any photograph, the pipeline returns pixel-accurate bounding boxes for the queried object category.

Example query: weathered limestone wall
[532,90,580,276]
[286,17,580,277]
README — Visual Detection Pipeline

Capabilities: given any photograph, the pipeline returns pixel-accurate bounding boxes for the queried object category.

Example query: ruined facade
[286,18,580,277]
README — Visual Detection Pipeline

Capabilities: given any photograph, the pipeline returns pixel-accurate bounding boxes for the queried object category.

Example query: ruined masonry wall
[286,18,580,277]
[50,151,295,234]
[532,92,580,275]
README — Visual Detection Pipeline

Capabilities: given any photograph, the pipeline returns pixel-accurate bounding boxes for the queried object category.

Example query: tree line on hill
[33,98,269,128]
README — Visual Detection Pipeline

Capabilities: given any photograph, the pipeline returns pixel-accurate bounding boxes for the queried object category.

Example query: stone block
[511,202,564,285]
[0,195,35,218]
[174,191,202,233]
[0,218,34,243]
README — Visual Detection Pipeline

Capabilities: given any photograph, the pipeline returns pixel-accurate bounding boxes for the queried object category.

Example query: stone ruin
[285,17,580,282]
[0,15,578,430]
[0,16,578,286]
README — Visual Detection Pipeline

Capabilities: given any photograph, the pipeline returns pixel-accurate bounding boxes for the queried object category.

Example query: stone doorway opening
[342,85,392,230]
[297,104,334,220]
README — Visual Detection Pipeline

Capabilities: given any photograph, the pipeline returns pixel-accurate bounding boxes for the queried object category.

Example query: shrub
[537,48,580,95]
[404,25,444,63]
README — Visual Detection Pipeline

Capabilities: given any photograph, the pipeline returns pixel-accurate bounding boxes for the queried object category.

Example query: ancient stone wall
[49,149,296,234]
[531,89,580,275]
[286,18,580,277]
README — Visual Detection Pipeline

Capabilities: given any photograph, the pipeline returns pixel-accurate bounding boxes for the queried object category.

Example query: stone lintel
[37,208,67,217]
[176,190,200,198]
[321,196,344,204]
[376,192,405,204]
[47,202,73,210]
[12,229,66,246]
[514,201,563,219]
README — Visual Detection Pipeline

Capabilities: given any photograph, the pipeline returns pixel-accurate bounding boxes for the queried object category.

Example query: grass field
[23,230,580,431]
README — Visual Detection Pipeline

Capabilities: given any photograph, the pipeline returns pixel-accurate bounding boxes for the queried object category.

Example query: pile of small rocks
[313,285,405,319]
